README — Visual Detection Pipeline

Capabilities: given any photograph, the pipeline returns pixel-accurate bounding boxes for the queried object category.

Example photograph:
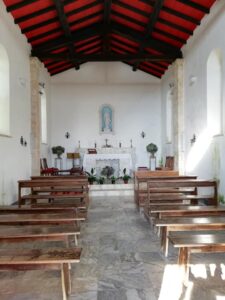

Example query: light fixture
[141,131,146,138]
[20,136,24,145]
[65,132,70,139]
[189,75,197,86]
[190,134,196,146]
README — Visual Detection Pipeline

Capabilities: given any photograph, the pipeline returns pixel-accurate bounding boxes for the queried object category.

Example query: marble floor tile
[1,194,225,299]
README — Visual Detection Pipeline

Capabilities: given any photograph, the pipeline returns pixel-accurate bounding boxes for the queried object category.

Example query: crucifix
[105,139,108,147]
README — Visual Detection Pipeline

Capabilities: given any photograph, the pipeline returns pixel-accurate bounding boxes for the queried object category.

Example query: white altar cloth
[83,153,132,176]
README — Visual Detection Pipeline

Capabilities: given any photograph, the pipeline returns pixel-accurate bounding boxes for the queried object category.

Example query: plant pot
[111,180,116,184]
[123,179,128,184]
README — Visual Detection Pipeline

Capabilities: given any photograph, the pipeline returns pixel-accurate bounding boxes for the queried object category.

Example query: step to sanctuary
[89,183,134,196]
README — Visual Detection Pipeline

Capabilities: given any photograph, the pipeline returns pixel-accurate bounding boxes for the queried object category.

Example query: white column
[173,59,185,174]
[30,57,41,175]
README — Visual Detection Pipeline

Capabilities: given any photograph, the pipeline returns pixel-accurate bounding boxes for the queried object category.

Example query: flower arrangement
[146,143,158,157]
[52,146,65,158]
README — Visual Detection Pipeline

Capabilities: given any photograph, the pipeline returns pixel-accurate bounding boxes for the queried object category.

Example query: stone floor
[0,195,225,299]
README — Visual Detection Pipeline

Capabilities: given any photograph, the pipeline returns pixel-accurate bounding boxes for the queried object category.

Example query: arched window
[40,88,47,143]
[207,49,223,136]
[166,90,173,143]
[0,44,10,135]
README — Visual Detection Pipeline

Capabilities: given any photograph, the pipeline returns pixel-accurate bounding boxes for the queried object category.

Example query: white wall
[0,2,51,204]
[161,1,225,197]
[51,62,161,169]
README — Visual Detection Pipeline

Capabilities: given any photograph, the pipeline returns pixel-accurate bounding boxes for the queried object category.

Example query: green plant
[158,157,164,168]
[85,168,97,184]
[52,146,65,158]
[218,194,225,204]
[110,176,118,184]
[120,168,131,183]
[146,143,158,156]
[97,176,105,184]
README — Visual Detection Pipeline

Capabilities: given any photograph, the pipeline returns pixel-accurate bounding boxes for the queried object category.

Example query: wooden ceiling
[3,0,216,78]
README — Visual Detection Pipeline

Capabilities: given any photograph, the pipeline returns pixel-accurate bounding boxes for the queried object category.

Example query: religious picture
[100,104,114,134]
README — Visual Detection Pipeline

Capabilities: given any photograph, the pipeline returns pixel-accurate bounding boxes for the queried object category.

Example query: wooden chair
[165,156,174,170]
[40,158,58,176]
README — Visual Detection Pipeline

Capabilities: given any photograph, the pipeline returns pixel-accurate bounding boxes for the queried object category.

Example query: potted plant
[85,168,97,185]
[97,176,105,184]
[121,168,131,184]
[110,176,117,184]
[52,146,65,158]
[146,143,158,157]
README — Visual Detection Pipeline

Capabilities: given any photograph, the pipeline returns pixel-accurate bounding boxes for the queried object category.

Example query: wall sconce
[20,136,24,145]
[39,82,45,89]
[189,75,197,86]
[20,136,27,146]
[141,131,146,138]
[190,134,196,146]
[65,132,70,139]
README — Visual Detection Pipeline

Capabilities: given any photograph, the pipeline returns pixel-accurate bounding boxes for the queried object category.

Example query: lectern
[67,152,80,168]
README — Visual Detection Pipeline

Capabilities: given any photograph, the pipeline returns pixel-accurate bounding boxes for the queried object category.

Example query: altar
[81,148,135,176]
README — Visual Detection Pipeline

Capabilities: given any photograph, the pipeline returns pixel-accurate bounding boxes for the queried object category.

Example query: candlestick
[119,142,121,148]
[78,140,80,148]
[130,139,133,148]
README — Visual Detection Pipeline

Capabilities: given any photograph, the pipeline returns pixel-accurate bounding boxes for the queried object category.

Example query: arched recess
[0,44,10,135]
[207,49,223,136]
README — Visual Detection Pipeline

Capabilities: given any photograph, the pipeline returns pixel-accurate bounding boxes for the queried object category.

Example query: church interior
[0,0,225,299]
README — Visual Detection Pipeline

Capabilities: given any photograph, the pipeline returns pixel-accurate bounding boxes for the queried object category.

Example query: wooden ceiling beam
[52,0,79,70]
[177,0,210,13]
[28,11,102,43]
[133,0,165,71]
[31,23,103,53]
[114,1,193,35]
[103,0,112,54]
[33,52,179,62]
[21,1,101,33]
[7,0,36,12]
[112,10,186,44]
[14,0,75,23]
[111,22,182,57]
[140,0,200,24]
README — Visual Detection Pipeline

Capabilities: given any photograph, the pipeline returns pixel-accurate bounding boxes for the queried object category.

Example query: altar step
[89,183,134,196]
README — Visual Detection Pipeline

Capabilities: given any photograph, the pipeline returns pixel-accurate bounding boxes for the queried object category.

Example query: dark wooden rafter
[140,0,200,25]
[14,0,75,23]
[28,11,102,43]
[177,0,210,13]
[21,1,102,33]
[133,0,166,71]
[7,0,36,12]
[52,0,80,70]
[33,52,179,62]
[112,10,186,44]
[103,0,112,54]
[114,0,193,35]
[111,23,182,58]
[111,35,169,69]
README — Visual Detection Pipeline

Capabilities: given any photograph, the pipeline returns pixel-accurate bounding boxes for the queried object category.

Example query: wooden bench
[155,216,225,257]
[169,233,225,282]
[149,205,225,218]
[0,247,82,300]
[146,179,217,207]
[0,224,79,246]
[135,174,197,207]
[18,179,89,208]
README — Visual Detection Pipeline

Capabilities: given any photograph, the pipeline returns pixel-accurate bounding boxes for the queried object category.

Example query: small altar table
[83,153,133,176]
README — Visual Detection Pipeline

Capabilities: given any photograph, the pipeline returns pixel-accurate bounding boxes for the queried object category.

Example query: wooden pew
[169,233,225,282]
[135,174,197,207]
[155,216,225,257]
[0,247,82,300]
[18,179,89,208]
[146,179,217,206]
[0,224,79,246]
